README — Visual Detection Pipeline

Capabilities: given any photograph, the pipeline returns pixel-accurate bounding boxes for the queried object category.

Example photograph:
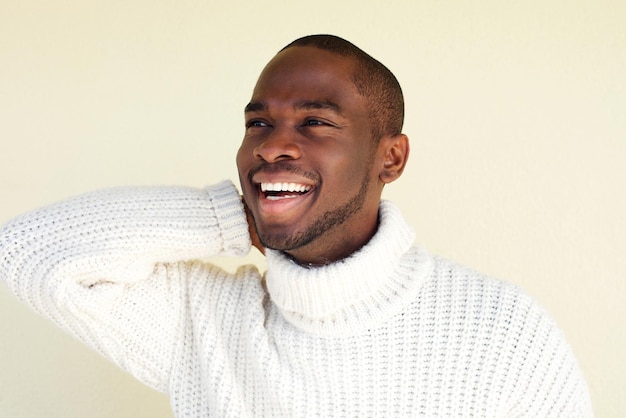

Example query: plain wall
[1,0,624,416]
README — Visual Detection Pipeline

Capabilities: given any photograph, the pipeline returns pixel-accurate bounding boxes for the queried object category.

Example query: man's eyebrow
[294,100,341,113]
[244,100,342,114]
[244,101,267,113]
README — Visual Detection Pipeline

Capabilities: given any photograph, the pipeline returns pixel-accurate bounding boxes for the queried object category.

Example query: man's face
[236,46,386,265]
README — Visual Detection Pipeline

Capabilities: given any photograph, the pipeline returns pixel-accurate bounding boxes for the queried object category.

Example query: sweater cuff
[204,180,251,257]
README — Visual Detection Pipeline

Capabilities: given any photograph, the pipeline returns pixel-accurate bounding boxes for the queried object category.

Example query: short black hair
[281,34,404,143]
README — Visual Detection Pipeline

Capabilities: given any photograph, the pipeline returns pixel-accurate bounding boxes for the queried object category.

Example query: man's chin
[257,228,313,254]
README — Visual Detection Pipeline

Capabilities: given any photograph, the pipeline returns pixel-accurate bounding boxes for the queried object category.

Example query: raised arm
[0,180,251,391]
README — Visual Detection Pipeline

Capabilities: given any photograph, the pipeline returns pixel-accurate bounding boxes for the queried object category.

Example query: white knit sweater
[0,181,592,417]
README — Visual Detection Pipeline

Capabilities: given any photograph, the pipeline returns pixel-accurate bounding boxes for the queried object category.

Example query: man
[0,35,592,416]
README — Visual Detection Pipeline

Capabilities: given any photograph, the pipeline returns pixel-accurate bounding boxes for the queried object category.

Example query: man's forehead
[251,50,358,97]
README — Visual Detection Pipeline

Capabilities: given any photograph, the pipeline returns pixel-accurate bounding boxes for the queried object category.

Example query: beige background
[1,0,624,416]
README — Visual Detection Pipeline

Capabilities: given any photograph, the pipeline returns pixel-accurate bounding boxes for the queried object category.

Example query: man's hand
[242,198,265,255]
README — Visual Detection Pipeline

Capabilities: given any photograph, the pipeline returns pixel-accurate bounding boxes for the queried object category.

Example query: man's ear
[379,133,410,184]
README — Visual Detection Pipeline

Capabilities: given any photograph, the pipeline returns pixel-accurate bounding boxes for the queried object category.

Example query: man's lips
[251,172,316,199]
[247,164,319,214]
[248,162,319,185]
[258,181,313,201]
[249,178,316,217]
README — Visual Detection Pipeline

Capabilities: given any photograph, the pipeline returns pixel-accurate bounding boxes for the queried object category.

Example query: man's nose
[253,126,302,163]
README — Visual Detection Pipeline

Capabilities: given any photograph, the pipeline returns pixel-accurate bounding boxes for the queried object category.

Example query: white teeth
[266,194,299,201]
[260,182,312,193]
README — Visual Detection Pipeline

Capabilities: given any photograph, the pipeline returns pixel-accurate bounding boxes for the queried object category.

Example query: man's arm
[0,180,251,391]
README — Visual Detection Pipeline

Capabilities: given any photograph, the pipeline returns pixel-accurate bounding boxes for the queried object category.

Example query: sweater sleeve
[504,290,594,417]
[0,180,251,392]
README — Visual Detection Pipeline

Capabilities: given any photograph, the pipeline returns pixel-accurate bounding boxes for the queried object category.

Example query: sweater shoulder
[428,254,539,312]
[421,255,592,416]
[421,254,566,357]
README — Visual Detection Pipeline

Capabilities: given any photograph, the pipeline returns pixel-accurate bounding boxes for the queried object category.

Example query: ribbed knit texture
[0,181,593,417]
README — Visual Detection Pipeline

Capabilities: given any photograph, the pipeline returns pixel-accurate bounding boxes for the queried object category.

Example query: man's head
[236,34,409,265]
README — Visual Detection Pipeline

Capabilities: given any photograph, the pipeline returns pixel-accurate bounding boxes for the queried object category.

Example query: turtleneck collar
[264,201,433,336]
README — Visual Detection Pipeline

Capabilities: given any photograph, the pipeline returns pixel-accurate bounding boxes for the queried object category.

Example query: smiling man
[0,35,592,417]
[238,40,408,265]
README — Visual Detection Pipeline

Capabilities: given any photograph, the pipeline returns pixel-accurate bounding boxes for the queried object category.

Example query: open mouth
[260,182,313,201]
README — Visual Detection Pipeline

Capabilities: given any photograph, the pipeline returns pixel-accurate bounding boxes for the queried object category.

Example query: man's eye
[246,120,268,128]
[304,119,325,126]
